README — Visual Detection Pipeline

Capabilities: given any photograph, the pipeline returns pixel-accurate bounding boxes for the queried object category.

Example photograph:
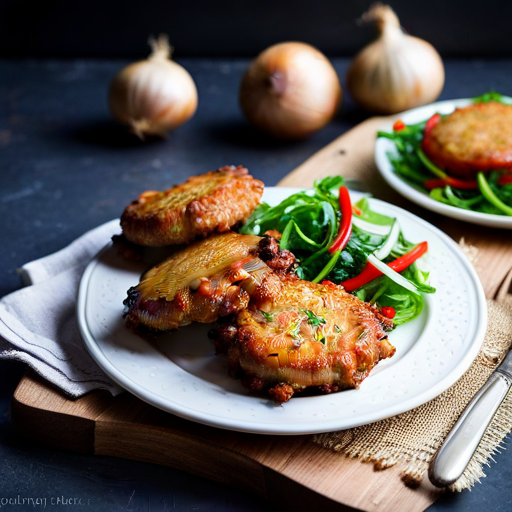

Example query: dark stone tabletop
[1,58,512,511]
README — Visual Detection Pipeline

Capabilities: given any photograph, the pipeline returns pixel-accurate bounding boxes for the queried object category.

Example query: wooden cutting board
[11,117,512,512]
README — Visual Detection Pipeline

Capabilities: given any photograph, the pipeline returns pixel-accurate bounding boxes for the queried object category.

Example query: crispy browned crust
[211,278,395,403]
[422,102,512,177]
[124,234,296,333]
[121,165,264,247]
[268,383,295,403]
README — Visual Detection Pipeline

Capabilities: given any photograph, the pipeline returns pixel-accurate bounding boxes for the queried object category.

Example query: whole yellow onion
[347,4,445,114]
[239,42,342,139]
[109,35,198,139]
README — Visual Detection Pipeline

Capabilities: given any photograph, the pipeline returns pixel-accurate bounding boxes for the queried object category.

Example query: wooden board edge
[11,392,95,454]
[94,417,363,512]
[11,373,113,454]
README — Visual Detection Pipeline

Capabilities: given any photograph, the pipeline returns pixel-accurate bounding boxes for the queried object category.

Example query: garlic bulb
[239,42,342,139]
[109,35,198,138]
[347,4,444,114]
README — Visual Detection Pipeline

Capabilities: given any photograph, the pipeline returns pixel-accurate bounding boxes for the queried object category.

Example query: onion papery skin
[347,5,444,115]
[109,46,198,138]
[239,42,342,140]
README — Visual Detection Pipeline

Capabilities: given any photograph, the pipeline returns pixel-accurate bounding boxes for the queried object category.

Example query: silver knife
[428,349,512,488]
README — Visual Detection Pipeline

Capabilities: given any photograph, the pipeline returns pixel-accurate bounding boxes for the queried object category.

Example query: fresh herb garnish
[302,309,326,327]
[287,319,302,340]
[260,311,275,322]
[314,329,326,344]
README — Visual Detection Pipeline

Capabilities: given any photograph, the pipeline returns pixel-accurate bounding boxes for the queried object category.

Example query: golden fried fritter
[210,279,395,403]
[121,165,264,247]
[422,102,512,177]
[124,233,296,333]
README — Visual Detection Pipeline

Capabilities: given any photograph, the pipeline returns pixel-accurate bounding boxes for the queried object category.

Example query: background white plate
[77,188,487,435]
[375,98,512,229]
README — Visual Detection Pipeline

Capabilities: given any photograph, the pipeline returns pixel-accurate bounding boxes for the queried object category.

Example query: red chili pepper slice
[341,241,429,292]
[380,306,396,319]
[352,204,362,216]
[498,175,512,186]
[424,113,441,136]
[393,120,406,131]
[424,177,479,190]
[328,186,353,254]
[342,264,381,291]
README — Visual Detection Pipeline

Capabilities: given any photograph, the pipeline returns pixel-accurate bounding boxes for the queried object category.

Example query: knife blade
[428,349,512,488]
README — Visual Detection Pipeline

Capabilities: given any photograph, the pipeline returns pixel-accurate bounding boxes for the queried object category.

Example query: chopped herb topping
[334,324,341,333]
[287,319,302,340]
[314,329,326,344]
[260,311,275,322]
[301,309,326,327]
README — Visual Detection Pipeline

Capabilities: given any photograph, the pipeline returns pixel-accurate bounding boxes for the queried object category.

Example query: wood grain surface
[12,117,512,512]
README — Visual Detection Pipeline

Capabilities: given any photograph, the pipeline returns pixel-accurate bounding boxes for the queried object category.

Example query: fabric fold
[0,220,123,397]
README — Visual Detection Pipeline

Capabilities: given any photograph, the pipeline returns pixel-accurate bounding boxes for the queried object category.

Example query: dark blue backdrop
[0,0,511,58]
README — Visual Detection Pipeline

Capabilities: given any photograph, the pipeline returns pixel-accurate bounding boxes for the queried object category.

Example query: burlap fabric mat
[314,260,512,492]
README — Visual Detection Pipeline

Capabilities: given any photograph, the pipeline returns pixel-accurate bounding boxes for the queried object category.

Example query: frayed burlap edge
[314,242,512,492]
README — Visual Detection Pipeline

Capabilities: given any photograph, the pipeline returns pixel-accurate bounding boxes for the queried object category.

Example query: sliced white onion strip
[352,216,393,236]
[367,254,420,295]
[373,219,400,260]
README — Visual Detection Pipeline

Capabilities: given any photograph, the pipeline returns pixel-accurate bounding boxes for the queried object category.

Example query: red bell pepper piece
[328,186,353,254]
[352,204,362,216]
[393,120,406,131]
[498,174,512,186]
[424,177,479,190]
[424,113,441,136]
[380,306,396,319]
[341,241,429,292]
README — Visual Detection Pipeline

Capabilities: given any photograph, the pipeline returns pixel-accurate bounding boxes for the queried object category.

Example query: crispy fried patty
[210,278,395,403]
[124,233,296,333]
[422,102,512,178]
[121,165,264,246]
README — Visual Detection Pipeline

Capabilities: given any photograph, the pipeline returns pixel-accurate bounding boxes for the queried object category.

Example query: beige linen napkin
[0,220,123,397]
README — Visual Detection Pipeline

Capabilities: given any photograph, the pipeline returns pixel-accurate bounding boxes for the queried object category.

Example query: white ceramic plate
[77,188,487,435]
[375,98,512,229]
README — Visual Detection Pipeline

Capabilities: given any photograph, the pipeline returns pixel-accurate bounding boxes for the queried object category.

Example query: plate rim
[77,188,487,435]
[375,97,512,229]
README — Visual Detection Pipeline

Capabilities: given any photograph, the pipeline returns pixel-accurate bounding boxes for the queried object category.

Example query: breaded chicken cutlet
[422,102,512,178]
[210,278,395,403]
[124,232,296,333]
[121,165,264,247]
[121,169,399,403]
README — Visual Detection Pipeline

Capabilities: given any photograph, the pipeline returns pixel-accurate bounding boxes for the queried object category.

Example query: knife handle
[428,371,512,488]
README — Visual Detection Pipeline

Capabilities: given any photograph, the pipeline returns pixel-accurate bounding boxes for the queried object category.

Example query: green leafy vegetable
[473,91,512,104]
[378,92,512,216]
[241,177,434,327]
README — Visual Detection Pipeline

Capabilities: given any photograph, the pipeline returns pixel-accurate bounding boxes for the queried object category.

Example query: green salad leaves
[240,177,434,325]
[378,92,512,216]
